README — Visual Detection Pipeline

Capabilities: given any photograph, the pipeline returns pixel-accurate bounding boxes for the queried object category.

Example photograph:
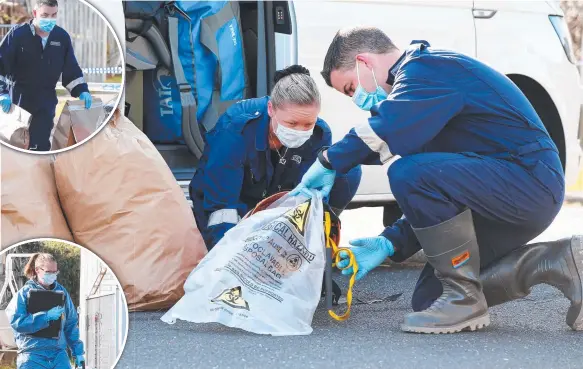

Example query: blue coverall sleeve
[62,34,88,98]
[0,27,17,96]
[299,124,361,209]
[326,77,465,173]
[328,165,362,211]
[381,217,421,262]
[298,123,333,176]
[63,291,84,356]
[202,127,246,247]
[10,289,50,334]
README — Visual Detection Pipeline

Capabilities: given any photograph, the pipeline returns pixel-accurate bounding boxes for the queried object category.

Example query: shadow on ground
[117,266,583,369]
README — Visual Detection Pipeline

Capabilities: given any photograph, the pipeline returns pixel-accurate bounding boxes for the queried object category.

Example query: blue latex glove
[79,92,92,109]
[75,355,85,367]
[289,160,336,199]
[0,94,11,113]
[337,236,395,281]
[46,306,65,321]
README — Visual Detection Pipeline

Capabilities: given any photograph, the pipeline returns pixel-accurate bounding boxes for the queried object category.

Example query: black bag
[123,1,166,23]
[123,1,169,43]
[27,289,65,339]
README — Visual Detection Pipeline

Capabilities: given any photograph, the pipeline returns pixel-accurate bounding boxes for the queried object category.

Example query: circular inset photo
[0,238,128,369]
[0,0,124,154]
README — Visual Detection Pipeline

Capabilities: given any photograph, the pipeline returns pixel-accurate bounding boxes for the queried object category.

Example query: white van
[93,0,582,226]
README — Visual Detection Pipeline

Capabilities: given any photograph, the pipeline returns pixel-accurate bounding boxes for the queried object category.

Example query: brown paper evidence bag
[1,110,208,311]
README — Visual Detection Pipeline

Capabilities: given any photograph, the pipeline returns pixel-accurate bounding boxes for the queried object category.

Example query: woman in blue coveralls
[6,253,84,369]
[189,65,362,251]
[292,27,582,334]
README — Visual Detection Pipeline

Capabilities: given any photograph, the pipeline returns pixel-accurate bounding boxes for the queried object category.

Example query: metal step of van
[155,144,198,182]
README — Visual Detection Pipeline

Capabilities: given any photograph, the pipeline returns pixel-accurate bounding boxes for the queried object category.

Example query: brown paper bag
[52,98,105,150]
[0,104,31,149]
[54,111,207,311]
[0,146,73,249]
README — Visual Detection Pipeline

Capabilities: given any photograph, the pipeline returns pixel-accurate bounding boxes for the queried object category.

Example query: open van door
[111,2,293,182]
[82,1,297,188]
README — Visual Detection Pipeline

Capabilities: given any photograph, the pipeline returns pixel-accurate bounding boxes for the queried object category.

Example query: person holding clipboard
[5,253,85,369]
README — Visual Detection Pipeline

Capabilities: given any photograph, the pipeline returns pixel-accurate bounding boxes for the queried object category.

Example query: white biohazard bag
[161,191,326,336]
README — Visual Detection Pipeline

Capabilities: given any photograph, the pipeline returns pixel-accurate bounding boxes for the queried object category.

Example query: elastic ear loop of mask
[355,61,380,92]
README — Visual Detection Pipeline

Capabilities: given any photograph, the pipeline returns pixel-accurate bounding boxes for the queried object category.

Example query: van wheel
[383,203,403,227]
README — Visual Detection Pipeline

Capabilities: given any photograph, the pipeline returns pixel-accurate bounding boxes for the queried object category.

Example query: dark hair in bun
[274,64,311,84]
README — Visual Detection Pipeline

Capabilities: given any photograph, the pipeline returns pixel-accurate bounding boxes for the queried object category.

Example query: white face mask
[273,117,313,148]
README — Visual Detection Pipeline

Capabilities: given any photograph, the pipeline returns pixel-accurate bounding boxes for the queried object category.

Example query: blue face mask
[38,18,57,33]
[352,62,388,111]
[40,273,57,285]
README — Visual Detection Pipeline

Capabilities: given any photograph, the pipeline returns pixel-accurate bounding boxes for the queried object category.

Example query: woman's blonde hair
[23,253,57,279]
[271,65,321,109]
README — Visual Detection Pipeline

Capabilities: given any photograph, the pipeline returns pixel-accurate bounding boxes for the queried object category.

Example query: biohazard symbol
[282,200,311,236]
[286,254,302,271]
[211,286,250,310]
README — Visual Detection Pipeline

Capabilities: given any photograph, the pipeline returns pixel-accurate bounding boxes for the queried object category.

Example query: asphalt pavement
[116,203,583,369]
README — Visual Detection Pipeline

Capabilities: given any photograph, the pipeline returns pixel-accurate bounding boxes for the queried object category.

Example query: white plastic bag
[161,191,326,336]
[52,98,105,150]
[0,104,31,149]
[1,294,18,349]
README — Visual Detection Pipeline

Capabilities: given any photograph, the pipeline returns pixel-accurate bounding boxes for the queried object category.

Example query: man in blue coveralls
[292,27,582,333]
[0,0,92,151]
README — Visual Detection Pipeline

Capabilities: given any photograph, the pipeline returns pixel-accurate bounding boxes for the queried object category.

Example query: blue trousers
[17,350,71,369]
[383,149,564,311]
[26,105,56,152]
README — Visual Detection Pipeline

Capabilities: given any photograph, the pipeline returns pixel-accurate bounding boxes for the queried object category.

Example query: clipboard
[26,290,65,339]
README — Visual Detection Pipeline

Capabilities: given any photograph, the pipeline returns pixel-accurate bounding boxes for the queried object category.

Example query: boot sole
[567,235,583,331]
[401,313,490,334]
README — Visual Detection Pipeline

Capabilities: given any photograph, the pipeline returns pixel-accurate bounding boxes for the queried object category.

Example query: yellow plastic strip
[325,213,358,321]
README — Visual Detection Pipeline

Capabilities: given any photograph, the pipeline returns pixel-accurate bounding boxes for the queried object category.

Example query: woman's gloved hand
[337,236,395,281]
[290,160,336,199]
[75,355,85,367]
[46,306,65,321]
[0,94,11,113]
[79,92,92,109]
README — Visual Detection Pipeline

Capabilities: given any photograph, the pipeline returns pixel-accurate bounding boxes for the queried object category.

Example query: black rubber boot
[481,235,583,331]
[401,209,490,333]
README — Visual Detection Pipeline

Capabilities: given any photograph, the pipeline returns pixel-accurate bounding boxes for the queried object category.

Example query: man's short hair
[35,0,58,8]
[321,26,397,87]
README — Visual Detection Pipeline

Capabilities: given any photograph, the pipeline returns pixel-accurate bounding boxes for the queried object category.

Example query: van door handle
[473,9,497,19]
